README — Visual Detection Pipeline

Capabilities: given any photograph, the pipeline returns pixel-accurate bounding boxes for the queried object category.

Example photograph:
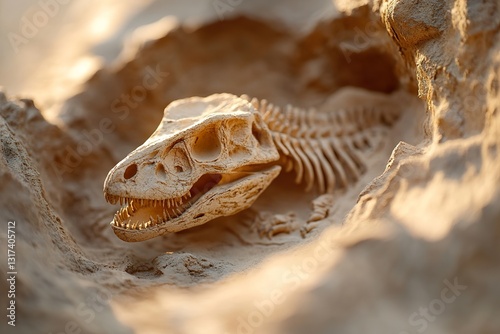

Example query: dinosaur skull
[103,94,281,241]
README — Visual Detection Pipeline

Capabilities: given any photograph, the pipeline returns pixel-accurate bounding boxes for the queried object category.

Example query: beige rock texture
[0,0,499,333]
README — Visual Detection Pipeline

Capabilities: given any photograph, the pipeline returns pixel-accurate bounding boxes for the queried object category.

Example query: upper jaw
[104,165,281,242]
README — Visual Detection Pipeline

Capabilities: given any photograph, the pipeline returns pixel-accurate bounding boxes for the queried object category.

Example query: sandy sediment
[0,1,499,333]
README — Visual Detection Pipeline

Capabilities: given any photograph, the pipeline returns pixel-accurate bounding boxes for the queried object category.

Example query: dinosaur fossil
[103,88,402,241]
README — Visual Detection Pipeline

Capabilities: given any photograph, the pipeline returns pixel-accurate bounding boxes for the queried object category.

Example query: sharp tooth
[157,215,162,223]
[153,200,156,207]
[119,197,123,205]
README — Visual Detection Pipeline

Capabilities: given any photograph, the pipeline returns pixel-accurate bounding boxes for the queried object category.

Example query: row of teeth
[104,193,191,207]
[104,192,193,230]
[111,204,189,230]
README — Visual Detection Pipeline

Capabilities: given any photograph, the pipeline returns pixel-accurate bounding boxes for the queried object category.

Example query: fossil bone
[103,90,401,241]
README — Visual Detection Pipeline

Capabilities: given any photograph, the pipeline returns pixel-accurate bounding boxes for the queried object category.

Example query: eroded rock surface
[0,1,499,333]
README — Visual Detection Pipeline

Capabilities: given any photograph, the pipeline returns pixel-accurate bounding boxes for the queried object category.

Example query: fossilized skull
[103,94,281,241]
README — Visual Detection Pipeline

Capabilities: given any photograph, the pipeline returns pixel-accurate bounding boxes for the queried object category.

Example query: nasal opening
[124,164,138,179]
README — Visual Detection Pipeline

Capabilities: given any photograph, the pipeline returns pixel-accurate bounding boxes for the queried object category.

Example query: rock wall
[0,1,499,333]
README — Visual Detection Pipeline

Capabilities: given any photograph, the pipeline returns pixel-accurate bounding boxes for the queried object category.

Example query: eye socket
[191,125,222,162]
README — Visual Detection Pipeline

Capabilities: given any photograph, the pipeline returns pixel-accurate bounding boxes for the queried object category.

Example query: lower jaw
[111,165,282,242]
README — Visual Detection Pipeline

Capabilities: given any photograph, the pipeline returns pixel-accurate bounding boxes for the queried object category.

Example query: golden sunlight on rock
[0,0,499,333]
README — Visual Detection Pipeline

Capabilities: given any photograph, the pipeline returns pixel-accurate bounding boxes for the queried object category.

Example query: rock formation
[0,0,498,333]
